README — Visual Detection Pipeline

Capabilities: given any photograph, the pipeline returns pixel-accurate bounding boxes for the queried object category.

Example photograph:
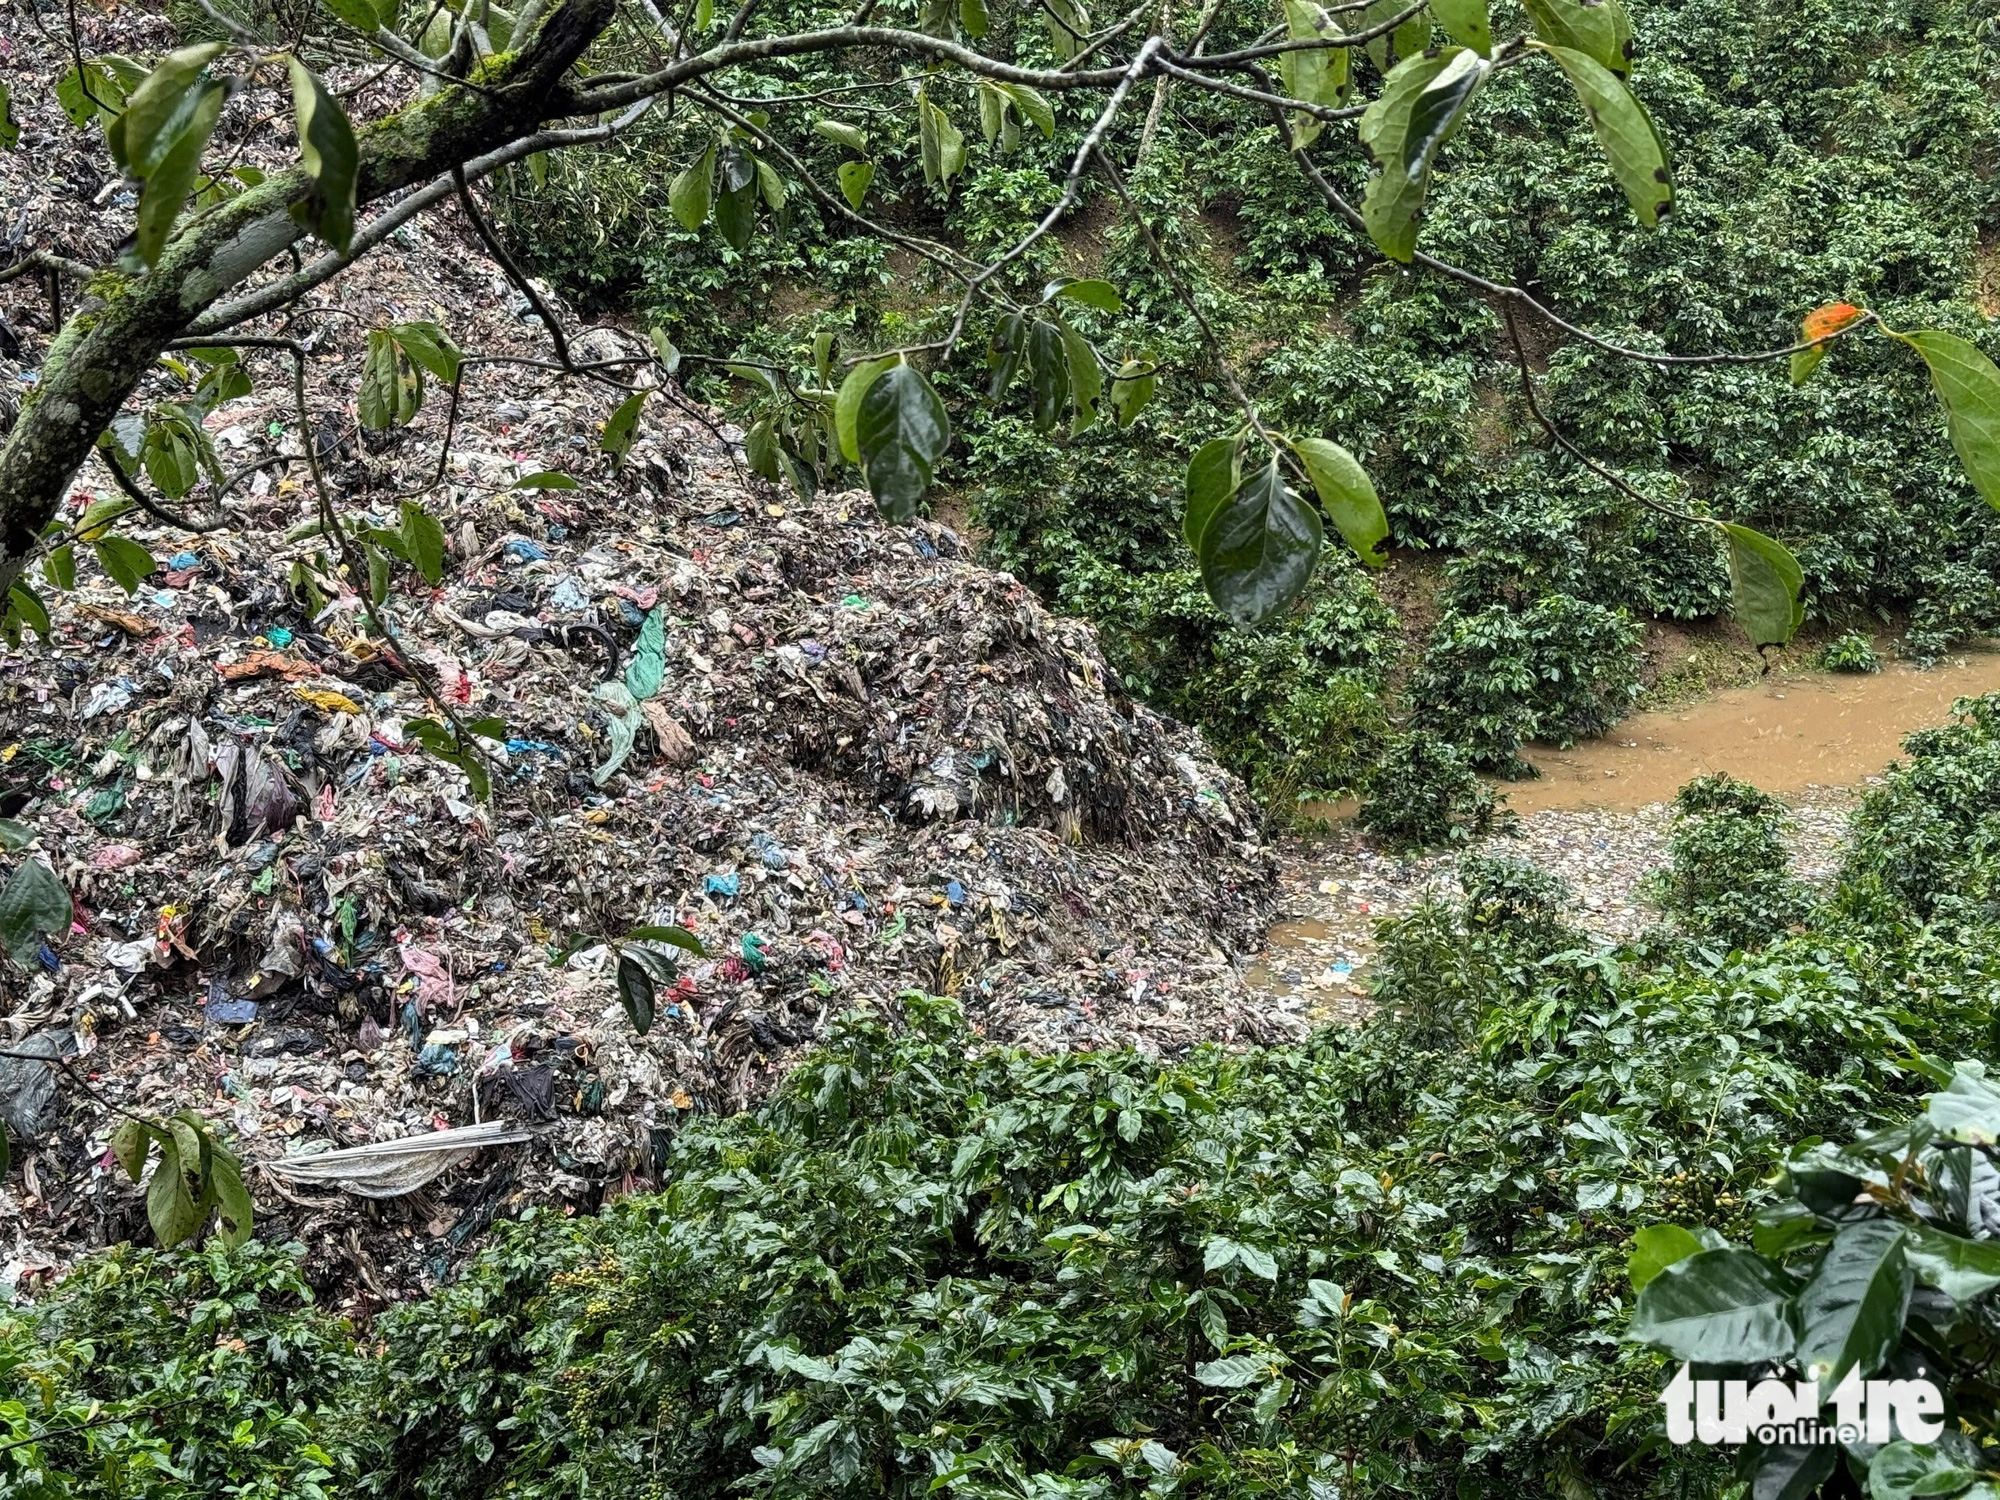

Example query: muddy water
[1509,649,2000,814]
[1243,648,2000,1017]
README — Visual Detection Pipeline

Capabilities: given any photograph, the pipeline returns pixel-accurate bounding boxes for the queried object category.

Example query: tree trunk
[0,0,616,597]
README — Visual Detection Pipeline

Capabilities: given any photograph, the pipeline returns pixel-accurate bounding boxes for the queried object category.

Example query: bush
[1409,595,1644,771]
[1356,731,1503,850]
[0,1242,371,1499]
[1645,773,1815,949]
[1820,629,1881,673]
[1838,692,2000,928]
[1368,854,1586,1043]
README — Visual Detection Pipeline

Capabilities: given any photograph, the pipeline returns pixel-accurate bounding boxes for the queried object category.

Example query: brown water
[1244,648,2000,1014]
[1508,648,2000,813]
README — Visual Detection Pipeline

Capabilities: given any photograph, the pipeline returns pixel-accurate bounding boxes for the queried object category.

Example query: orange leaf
[1802,302,1865,342]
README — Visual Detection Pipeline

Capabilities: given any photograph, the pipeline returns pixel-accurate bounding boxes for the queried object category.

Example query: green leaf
[1627,1248,1797,1363]
[978,81,1005,144]
[0,858,71,963]
[110,43,226,176]
[5,584,50,643]
[756,159,785,212]
[1359,50,1467,262]
[1290,437,1388,566]
[601,390,647,467]
[987,312,1028,399]
[715,181,757,250]
[399,500,446,586]
[836,355,899,463]
[856,363,950,523]
[1429,0,1492,54]
[626,925,705,955]
[512,471,579,490]
[145,1135,203,1247]
[918,99,965,186]
[1059,317,1103,434]
[813,119,868,152]
[392,321,462,383]
[1794,1219,1910,1387]
[1053,278,1122,313]
[996,82,1055,139]
[1628,1224,1704,1291]
[1183,436,1242,551]
[319,0,382,29]
[1927,1067,2000,1144]
[617,952,657,1035]
[671,145,715,231]
[1748,1445,1838,1500]
[1403,49,1489,177]
[1199,458,1324,630]
[1109,359,1156,429]
[1790,344,1830,388]
[1902,330,2000,511]
[110,1119,151,1183]
[1540,45,1673,227]
[1042,0,1089,61]
[837,160,875,211]
[0,821,30,854]
[288,62,358,255]
[1523,0,1632,76]
[959,0,987,36]
[0,82,20,152]
[1278,1,1347,147]
[1028,319,1068,433]
[1870,1441,1982,1500]
[132,81,224,267]
[1719,523,1804,648]
[93,536,156,595]
[359,329,419,429]
[1194,1355,1266,1388]
[1904,1225,2000,1305]
[209,1148,254,1249]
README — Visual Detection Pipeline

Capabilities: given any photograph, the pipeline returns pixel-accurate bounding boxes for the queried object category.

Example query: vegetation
[1645,772,1816,951]
[9,698,2000,1497]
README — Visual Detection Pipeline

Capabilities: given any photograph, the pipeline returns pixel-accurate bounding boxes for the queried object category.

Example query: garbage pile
[0,16,1278,1305]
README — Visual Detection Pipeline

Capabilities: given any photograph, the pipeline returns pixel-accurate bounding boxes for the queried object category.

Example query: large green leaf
[988,313,1028,399]
[836,355,898,463]
[1109,359,1156,428]
[145,1135,204,1247]
[1198,458,1324,629]
[617,952,658,1035]
[1905,1225,2000,1305]
[1183,436,1242,551]
[1720,523,1804,648]
[399,500,446,585]
[360,328,421,429]
[1628,1224,1704,1291]
[109,42,225,176]
[714,149,757,250]
[209,1149,254,1249]
[601,390,646,467]
[838,160,874,210]
[1522,0,1632,76]
[1359,50,1466,262]
[995,82,1055,139]
[671,145,715,230]
[1194,1355,1267,1388]
[1403,49,1489,177]
[1429,0,1492,55]
[1028,320,1068,433]
[93,536,157,595]
[288,62,358,254]
[1290,437,1387,566]
[1870,1440,1982,1500]
[1540,46,1673,227]
[132,81,223,267]
[1928,1068,2000,1144]
[1793,1219,1910,1388]
[1058,317,1102,434]
[1627,1248,1797,1362]
[0,858,71,963]
[110,1119,151,1183]
[856,363,950,522]
[1278,0,1349,147]
[1903,330,2000,511]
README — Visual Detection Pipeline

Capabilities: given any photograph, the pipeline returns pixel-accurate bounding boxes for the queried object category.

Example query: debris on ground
[0,14,1277,1307]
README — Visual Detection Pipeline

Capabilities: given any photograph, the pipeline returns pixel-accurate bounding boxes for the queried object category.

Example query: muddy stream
[1241,648,2000,1021]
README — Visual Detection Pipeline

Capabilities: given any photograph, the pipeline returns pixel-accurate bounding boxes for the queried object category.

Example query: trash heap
[0,31,1278,1301]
